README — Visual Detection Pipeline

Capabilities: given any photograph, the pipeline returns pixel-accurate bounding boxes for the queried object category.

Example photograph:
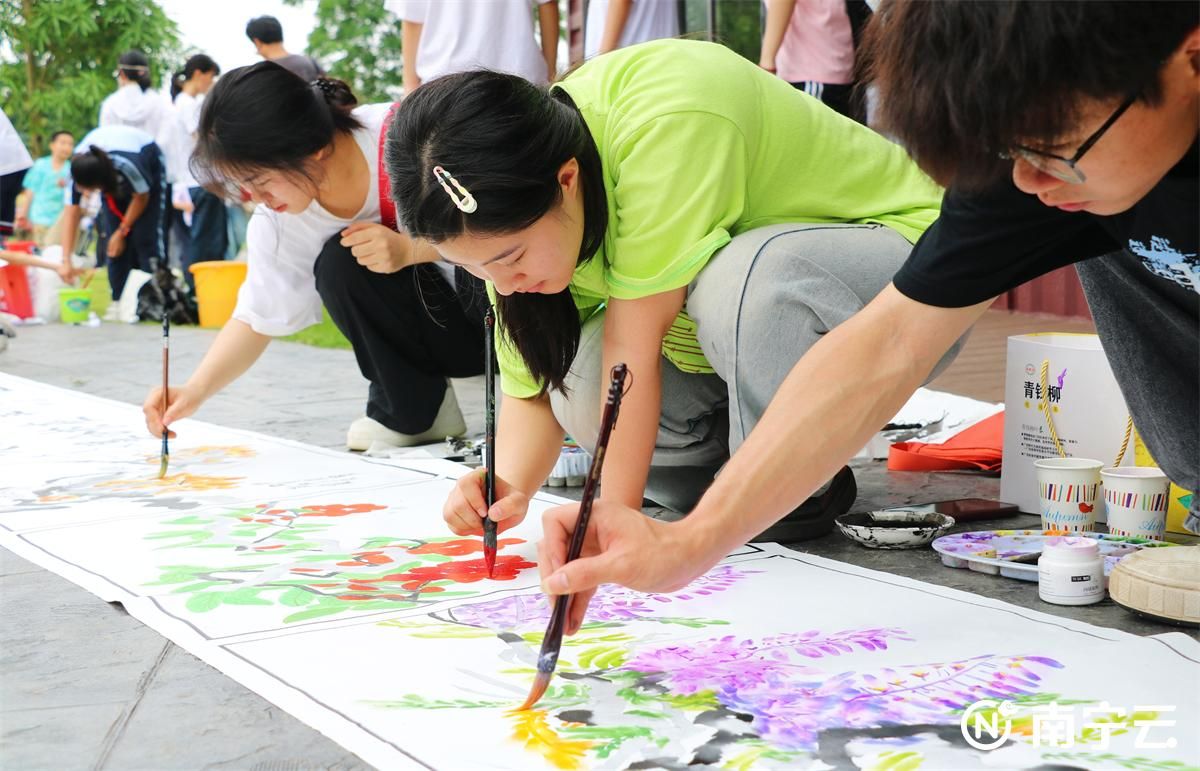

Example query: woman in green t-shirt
[387,39,949,543]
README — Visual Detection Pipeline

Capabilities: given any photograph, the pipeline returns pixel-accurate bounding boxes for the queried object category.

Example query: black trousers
[314,234,488,434]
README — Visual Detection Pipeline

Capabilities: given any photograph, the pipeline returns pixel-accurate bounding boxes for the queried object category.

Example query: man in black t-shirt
[528,1,1198,612]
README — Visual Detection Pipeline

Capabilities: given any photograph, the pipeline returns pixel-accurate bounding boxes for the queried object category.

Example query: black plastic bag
[137,265,198,324]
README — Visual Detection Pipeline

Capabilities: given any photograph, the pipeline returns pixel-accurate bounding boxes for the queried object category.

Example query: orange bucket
[189,261,248,329]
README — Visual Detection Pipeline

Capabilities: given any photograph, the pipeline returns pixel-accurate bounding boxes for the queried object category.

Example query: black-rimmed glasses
[1002,90,1140,184]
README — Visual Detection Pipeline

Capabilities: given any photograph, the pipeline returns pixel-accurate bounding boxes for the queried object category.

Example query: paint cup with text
[1035,457,1102,532]
[1102,466,1170,540]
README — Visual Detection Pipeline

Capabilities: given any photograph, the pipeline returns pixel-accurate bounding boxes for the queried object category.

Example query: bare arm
[599,287,686,509]
[496,392,566,496]
[540,286,995,598]
[679,286,993,560]
[58,204,82,258]
[144,318,272,436]
[402,20,423,94]
[120,192,148,232]
[538,1,560,81]
[598,0,633,54]
[759,0,798,71]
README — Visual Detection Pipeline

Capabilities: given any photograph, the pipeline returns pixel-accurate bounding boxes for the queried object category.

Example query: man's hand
[537,501,719,636]
[340,222,410,274]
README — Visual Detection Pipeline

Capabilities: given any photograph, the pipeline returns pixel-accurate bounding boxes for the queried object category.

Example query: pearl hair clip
[432,165,478,214]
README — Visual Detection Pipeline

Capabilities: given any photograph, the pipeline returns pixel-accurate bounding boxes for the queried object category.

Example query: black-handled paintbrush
[483,307,497,577]
[518,363,629,711]
[158,313,170,479]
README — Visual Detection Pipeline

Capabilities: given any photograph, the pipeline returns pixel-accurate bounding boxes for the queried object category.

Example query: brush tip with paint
[516,670,552,712]
[158,432,169,479]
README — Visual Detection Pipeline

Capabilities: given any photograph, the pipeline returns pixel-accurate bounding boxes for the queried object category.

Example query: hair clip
[432,166,478,214]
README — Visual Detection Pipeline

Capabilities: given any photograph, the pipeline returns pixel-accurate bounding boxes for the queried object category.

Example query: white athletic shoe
[346,385,467,451]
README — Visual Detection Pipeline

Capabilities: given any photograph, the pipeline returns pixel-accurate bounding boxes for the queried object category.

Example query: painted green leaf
[221,588,272,606]
[185,593,222,613]
[171,581,223,594]
[279,587,316,607]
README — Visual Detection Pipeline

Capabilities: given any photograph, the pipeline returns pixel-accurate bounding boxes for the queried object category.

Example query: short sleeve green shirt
[496,39,944,398]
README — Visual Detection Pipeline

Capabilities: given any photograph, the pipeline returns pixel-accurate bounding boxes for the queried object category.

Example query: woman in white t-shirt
[141,63,487,450]
[394,0,560,92]
[168,54,227,284]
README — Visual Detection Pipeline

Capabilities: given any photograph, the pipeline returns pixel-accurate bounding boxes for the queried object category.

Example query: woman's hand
[443,468,532,536]
[340,222,410,274]
[142,383,204,438]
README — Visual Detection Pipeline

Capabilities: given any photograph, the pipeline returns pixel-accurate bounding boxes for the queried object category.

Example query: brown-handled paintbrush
[158,313,170,479]
[518,363,629,711]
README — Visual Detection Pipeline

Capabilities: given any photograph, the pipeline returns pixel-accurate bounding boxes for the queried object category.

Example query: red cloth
[887,411,1004,472]
[377,102,400,232]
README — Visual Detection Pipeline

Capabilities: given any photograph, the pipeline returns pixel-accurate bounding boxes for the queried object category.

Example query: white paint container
[1039,536,1105,605]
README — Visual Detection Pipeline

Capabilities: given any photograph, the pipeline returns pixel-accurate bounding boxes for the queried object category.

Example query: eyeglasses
[1002,90,1140,184]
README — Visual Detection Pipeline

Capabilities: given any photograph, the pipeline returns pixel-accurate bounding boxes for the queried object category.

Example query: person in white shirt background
[168,54,227,289]
[0,106,34,238]
[394,0,560,93]
[141,63,488,452]
[584,0,678,58]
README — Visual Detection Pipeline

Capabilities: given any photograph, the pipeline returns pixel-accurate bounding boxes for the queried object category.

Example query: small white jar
[1039,537,1105,606]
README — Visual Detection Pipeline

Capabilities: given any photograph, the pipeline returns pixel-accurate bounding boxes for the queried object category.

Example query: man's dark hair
[861,1,1200,189]
[245,15,284,44]
[50,130,73,143]
[387,71,609,395]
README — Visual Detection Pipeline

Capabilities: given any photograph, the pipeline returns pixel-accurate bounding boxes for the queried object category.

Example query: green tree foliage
[284,0,403,104]
[0,0,181,157]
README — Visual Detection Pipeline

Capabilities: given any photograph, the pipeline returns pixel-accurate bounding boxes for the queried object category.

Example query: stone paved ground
[1,322,1193,769]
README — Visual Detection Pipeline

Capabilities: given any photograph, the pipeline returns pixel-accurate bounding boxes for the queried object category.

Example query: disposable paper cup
[1102,466,1170,540]
[1035,457,1103,532]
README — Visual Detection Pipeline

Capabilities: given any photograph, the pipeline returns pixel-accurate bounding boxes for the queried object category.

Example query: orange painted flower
[406,537,524,556]
[299,503,386,517]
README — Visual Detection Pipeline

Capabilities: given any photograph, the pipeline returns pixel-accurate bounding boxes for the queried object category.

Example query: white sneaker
[102,303,120,322]
[346,385,467,451]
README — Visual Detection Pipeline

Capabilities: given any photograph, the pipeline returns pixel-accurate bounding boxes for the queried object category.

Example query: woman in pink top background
[759,0,872,122]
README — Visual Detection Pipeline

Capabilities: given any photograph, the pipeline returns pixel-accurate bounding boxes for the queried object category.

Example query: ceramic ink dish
[835,509,955,549]
[932,529,1176,584]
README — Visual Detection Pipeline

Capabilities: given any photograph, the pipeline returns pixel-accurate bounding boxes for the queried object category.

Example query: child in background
[100,51,171,140]
[584,0,677,58]
[58,126,167,303]
[394,0,559,92]
[16,131,74,246]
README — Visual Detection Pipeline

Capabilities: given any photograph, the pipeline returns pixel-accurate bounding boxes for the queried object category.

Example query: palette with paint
[932,529,1176,583]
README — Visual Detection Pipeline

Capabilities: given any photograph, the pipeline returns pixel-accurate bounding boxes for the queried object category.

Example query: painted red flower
[405,537,524,556]
[336,550,393,567]
[391,555,535,586]
[299,503,386,517]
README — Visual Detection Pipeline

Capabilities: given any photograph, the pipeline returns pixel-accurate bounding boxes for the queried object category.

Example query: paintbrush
[518,363,629,711]
[483,307,497,577]
[158,313,170,479]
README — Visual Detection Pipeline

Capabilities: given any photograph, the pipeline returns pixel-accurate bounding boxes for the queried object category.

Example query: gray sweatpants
[549,223,962,512]
[1076,250,1200,532]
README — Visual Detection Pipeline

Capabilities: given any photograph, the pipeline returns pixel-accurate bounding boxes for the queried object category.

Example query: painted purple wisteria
[444,564,753,630]
[623,628,1064,751]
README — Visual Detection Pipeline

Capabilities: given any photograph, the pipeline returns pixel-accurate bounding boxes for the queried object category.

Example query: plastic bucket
[189,261,248,329]
[59,288,92,323]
